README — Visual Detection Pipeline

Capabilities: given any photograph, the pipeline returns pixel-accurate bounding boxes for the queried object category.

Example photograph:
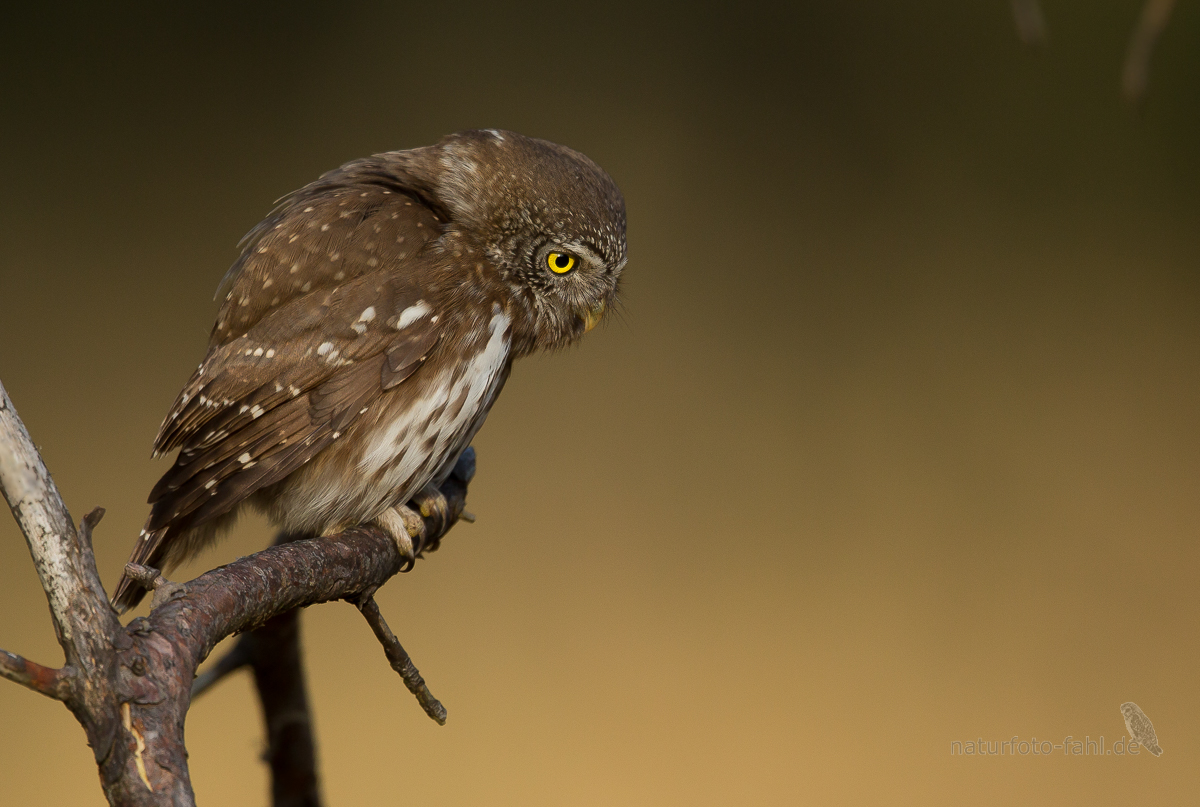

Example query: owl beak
[582,301,606,333]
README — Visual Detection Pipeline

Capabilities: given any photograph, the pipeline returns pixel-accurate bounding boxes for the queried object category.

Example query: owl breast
[258,307,513,536]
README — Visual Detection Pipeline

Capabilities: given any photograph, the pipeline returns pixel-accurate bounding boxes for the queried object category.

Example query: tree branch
[356,596,447,724]
[245,610,322,807]
[1,375,474,805]
[0,381,122,672]
[0,648,70,700]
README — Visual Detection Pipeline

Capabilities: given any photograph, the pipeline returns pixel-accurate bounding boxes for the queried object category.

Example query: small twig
[356,596,447,725]
[190,636,253,698]
[122,563,165,588]
[1123,0,1177,104]
[0,648,69,700]
[124,562,190,610]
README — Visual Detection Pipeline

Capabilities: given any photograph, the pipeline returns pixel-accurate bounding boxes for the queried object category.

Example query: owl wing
[141,174,447,543]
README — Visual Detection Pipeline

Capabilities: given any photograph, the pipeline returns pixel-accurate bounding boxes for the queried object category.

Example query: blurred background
[1,2,1197,804]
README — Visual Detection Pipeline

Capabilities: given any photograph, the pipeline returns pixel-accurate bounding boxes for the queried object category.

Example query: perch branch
[2,373,475,805]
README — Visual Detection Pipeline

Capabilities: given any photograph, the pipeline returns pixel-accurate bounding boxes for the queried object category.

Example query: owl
[1120,702,1163,756]
[112,129,626,612]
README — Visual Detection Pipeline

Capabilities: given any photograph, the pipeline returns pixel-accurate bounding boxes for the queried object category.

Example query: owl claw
[373,484,457,570]
[410,484,452,548]
[374,506,425,571]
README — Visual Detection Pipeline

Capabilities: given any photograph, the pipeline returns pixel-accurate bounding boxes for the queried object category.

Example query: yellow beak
[582,300,606,333]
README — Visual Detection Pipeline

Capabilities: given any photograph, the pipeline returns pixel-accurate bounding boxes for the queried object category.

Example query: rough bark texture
[0,378,472,806]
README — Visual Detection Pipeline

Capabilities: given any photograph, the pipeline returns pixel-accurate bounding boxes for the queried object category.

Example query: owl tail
[111,510,236,613]
[110,523,172,614]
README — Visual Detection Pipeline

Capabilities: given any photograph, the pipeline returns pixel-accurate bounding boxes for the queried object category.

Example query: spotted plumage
[112,129,626,612]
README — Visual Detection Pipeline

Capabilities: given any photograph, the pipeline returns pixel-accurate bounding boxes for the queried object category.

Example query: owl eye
[546,251,577,275]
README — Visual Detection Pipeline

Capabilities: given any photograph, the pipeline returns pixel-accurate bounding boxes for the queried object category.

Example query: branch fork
[0,378,474,806]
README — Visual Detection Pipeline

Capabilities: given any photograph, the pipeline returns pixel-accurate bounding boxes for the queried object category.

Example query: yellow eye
[546,251,577,275]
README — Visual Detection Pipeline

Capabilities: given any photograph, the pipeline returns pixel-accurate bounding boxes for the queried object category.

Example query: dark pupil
[554,254,571,269]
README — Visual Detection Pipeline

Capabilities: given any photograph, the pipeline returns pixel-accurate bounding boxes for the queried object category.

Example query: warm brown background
[1,2,1197,804]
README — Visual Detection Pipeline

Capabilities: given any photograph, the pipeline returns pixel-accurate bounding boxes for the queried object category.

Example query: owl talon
[410,484,452,545]
[374,506,425,571]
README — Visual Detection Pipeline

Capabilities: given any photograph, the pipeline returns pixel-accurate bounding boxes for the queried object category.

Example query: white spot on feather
[395,301,431,330]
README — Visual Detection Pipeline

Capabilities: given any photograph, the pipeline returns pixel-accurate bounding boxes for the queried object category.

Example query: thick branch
[0,381,122,671]
[3,374,474,805]
[0,382,131,798]
[247,611,322,807]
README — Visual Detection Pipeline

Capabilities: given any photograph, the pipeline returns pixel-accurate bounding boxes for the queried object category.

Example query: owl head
[396,129,628,354]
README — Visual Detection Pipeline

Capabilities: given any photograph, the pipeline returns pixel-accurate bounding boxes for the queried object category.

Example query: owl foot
[409,483,453,547]
[373,505,426,571]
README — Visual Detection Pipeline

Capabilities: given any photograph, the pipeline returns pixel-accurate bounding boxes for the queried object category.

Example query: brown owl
[112,129,626,612]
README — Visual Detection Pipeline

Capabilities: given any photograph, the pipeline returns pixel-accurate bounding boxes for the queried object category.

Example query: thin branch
[122,563,169,592]
[1011,0,1047,48]
[0,648,70,700]
[1122,0,1177,104]
[190,637,252,699]
[356,596,447,725]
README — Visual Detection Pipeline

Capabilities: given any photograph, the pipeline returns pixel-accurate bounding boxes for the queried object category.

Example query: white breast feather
[358,309,511,486]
